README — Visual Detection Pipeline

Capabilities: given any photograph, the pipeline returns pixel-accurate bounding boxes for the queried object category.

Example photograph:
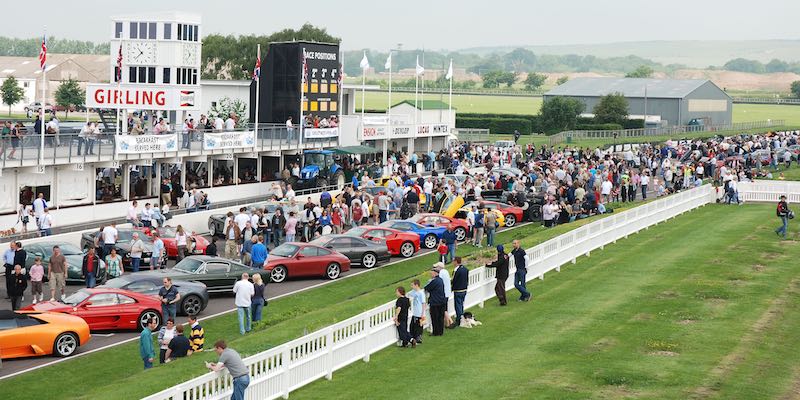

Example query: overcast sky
[9,0,799,50]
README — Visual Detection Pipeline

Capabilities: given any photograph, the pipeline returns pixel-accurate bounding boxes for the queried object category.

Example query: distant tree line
[720,58,800,74]
[0,36,108,56]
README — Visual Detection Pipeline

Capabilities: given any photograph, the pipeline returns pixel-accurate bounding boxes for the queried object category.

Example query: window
[139,22,148,39]
[162,67,170,84]
[129,66,137,83]
[206,262,230,274]
[177,24,199,42]
[193,25,198,41]
[148,67,156,83]
[127,281,158,293]
[300,247,319,257]
[177,24,182,40]
[182,24,188,40]
[87,293,118,307]
[130,67,156,84]
[115,22,123,38]
[164,23,171,39]
[177,68,198,85]
[130,22,138,39]
[118,294,136,305]
[23,82,29,88]
[187,25,193,42]
[148,22,156,39]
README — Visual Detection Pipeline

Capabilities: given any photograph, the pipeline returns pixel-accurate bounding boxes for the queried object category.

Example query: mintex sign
[86,84,200,110]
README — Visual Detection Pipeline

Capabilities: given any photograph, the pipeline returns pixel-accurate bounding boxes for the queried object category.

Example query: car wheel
[181,295,203,316]
[336,173,346,190]
[400,242,415,258]
[270,265,287,283]
[361,252,377,269]
[504,214,516,227]
[423,234,438,249]
[326,263,341,280]
[138,309,161,331]
[53,332,78,357]
[208,223,216,237]
[454,227,467,241]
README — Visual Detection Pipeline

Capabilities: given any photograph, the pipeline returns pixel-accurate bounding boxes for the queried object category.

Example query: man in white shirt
[32,193,47,226]
[423,178,433,211]
[47,116,60,146]
[224,113,236,131]
[39,208,53,236]
[234,208,251,232]
[127,200,142,227]
[286,117,294,141]
[285,184,296,201]
[232,273,254,335]
[102,222,119,257]
[213,116,224,131]
[640,173,650,200]
[141,203,153,227]
[601,180,613,203]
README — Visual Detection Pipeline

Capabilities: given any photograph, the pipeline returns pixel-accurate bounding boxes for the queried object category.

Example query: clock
[182,44,198,66]
[126,41,156,65]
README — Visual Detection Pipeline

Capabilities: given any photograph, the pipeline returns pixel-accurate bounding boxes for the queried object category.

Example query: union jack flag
[252,45,261,81]
[38,34,47,70]
[116,43,123,82]
[301,53,308,85]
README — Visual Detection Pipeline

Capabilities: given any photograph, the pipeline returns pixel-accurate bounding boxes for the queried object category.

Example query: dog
[459,312,483,328]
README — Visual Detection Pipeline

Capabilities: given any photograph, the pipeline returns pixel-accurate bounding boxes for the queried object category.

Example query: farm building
[544,77,732,127]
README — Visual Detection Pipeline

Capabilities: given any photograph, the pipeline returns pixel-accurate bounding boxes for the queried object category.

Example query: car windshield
[158,227,177,236]
[310,236,333,246]
[63,289,91,305]
[55,244,83,256]
[173,258,205,274]
[345,227,368,237]
[271,244,300,257]
[304,153,326,168]
[101,277,130,289]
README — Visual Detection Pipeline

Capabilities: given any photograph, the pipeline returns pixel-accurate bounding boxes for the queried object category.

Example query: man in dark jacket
[13,242,26,275]
[451,257,469,328]
[81,247,101,288]
[776,195,790,239]
[424,264,446,336]
[486,245,509,305]
[10,265,27,310]
[511,239,531,301]
[271,209,286,246]
[442,225,457,264]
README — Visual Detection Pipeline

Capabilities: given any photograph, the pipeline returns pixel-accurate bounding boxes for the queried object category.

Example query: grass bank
[293,204,800,399]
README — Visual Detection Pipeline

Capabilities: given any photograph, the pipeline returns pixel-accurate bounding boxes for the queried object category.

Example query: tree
[539,96,585,134]
[556,76,569,86]
[766,59,790,73]
[593,92,629,125]
[54,77,85,118]
[791,81,800,98]
[625,65,654,78]
[723,58,765,73]
[480,70,504,89]
[0,76,24,115]
[523,72,547,91]
[208,97,249,127]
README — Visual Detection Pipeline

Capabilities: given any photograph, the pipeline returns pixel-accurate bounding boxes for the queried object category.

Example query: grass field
[293,204,800,399]
[3,209,632,400]
[357,92,800,127]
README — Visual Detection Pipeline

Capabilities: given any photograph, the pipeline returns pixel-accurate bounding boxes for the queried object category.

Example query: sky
[7,0,799,50]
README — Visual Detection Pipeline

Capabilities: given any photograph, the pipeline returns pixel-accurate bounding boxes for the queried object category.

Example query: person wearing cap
[450,257,469,328]
[776,195,791,239]
[424,264,447,336]
[485,245,510,305]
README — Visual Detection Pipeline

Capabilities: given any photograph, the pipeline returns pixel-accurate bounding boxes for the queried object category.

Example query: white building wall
[0,77,37,111]
[200,81,251,117]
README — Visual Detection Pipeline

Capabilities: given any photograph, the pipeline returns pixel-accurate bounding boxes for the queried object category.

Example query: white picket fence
[142,185,717,400]
[738,180,800,204]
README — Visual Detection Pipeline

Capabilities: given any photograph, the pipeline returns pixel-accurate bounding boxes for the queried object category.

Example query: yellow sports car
[0,310,91,359]
[441,196,506,227]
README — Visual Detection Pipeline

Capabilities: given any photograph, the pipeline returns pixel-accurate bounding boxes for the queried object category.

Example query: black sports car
[101,275,209,316]
[24,242,108,283]
[80,229,154,271]
[207,202,284,237]
[310,234,391,269]
[133,256,262,293]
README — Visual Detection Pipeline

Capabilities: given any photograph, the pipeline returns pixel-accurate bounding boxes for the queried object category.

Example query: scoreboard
[250,41,340,125]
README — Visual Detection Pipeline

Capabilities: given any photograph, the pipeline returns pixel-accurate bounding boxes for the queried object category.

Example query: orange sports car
[0,310,91,359]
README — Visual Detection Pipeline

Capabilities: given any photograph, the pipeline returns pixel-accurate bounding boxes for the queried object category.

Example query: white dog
[459,312,483,328]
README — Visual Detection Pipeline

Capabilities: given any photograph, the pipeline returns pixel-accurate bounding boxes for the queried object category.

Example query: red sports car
[140,226,209,258]
[264,243,351,283]
[345,226,420,258]
[23,288,163,331]
[413,213,469,241]
[480,201,524,227]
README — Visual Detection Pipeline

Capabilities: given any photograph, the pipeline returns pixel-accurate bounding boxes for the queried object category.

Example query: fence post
[325,327,334,380]
[362,313,372,362]
[281,346,291,399]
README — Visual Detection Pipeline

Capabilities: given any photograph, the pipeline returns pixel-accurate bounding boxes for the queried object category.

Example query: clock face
[127,42,156,65]
[182,45,198,66]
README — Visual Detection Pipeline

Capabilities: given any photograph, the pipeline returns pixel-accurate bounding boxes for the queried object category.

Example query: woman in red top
[331,205,343,234]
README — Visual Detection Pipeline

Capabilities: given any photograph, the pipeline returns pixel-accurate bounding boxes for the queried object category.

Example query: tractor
[289,150,346,190]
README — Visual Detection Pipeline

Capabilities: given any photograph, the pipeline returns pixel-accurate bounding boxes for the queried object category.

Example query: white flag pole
[39,28,46,165]
[387,52,392,129]
[253,44,260,153]
[448,59,453,125]
[421,47,425,118]
[414,55,419,125]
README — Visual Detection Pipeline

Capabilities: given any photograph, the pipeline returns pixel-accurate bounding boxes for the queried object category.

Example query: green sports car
[23,242,107,284]
[133,255,262,293]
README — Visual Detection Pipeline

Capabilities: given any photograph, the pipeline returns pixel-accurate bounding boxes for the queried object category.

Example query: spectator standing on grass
[511,239,531,302]
[159,277,181,320]
[251,273,266,323]
[157,318,177,364]
[9,265,26,310]
[437,263,454,328]
[442,225,457,264]
[485,244,510,306]
[206,340,250,400]
[49,246,67,302]
[81,247,100,288]
[29,257,44,304]
[189,315,205,352]
[451,257,469,328]
[776,195,791,239]
[473,207,484,247]
[130,232,145,272]
[233,273,254,335]
[408,279,426,344]
[139,317,157,369]
[393,286,412,347]
[425,264,446,337]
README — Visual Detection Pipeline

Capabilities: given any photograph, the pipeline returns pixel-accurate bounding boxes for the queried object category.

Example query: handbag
[789,211,796,220]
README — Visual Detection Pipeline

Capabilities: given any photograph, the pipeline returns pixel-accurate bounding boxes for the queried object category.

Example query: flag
[252,45,261,81]
[116,43,123,82]
[384,53,392,70]
[445,59,453,80]
[302,54,308,84]
[415,55,424,76]
[359,52,370,70]
[38,34,47,70]
[337,62,343,86]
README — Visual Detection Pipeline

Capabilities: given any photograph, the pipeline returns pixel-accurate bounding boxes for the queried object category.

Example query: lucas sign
[86,84,200,110]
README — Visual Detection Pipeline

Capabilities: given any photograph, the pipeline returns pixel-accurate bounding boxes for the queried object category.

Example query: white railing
[143,185,717,400]
[738,180,800,203]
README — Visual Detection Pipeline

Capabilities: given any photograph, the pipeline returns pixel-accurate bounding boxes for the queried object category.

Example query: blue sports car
[379,220,446,249]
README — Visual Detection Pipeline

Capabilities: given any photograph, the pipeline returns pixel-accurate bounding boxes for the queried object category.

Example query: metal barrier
[733,97,800,105]
[453,128,492,143]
